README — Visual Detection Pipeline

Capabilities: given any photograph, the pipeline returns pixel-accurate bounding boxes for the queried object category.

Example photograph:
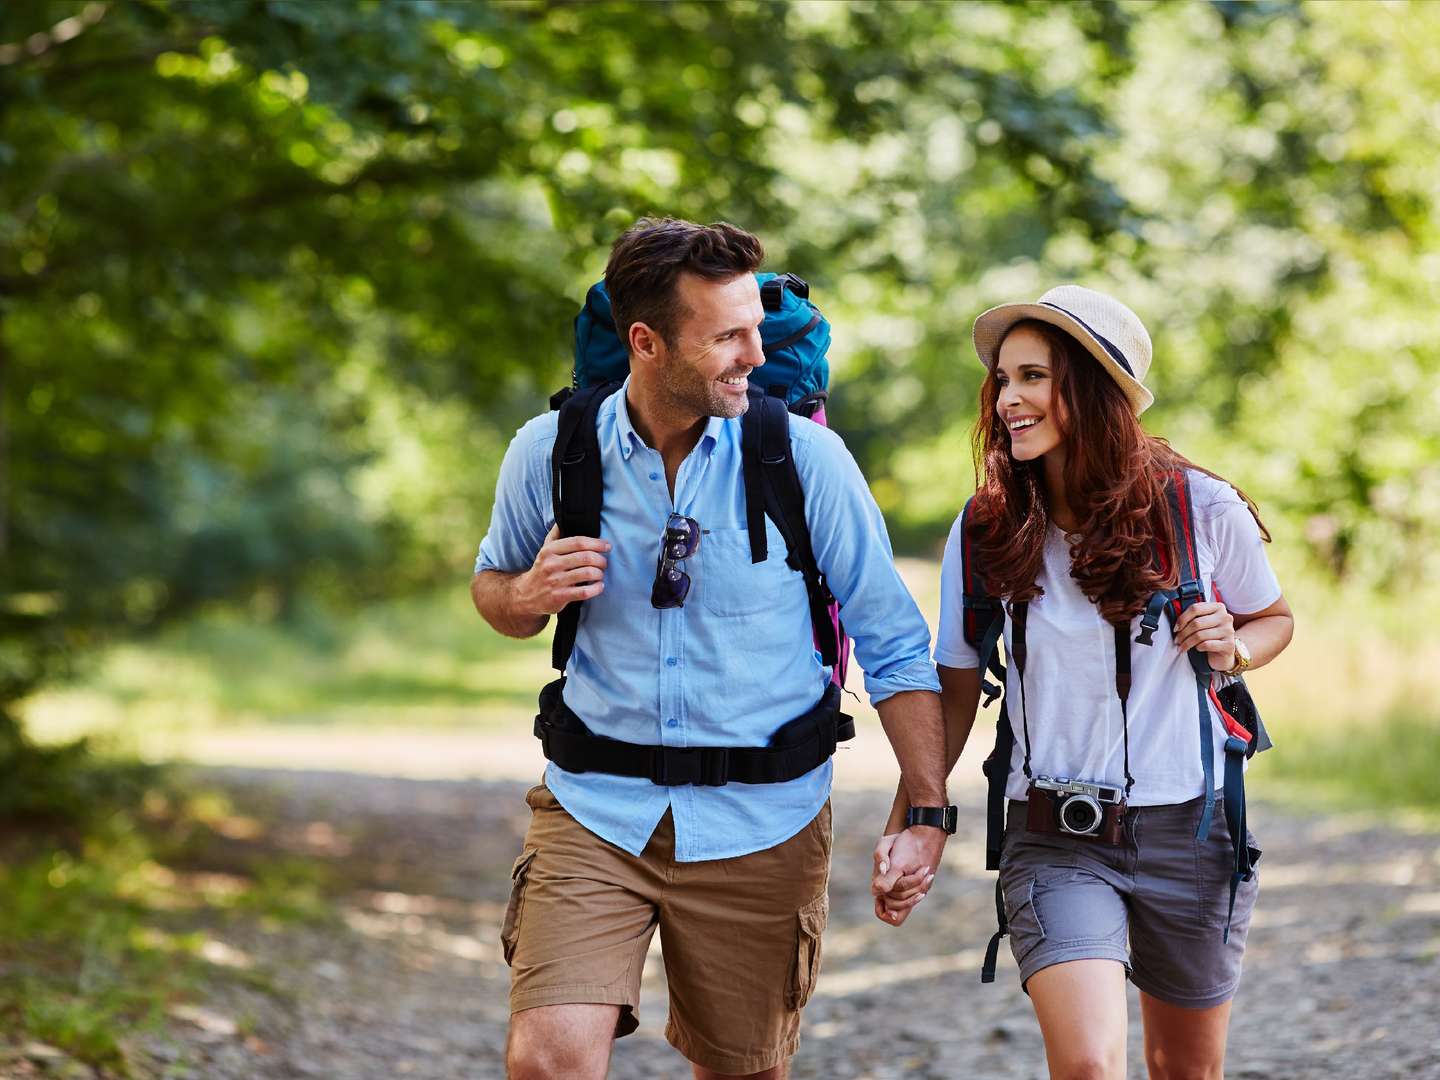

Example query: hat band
[1039,302,1136,378]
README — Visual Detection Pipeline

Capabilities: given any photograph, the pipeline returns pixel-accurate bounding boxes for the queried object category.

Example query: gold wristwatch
[1225,637,1252,675]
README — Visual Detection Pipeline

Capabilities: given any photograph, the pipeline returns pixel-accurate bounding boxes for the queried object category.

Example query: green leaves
[1,0,1436,727]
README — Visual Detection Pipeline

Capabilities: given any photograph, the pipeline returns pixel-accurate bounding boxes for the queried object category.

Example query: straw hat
[972,285,1155,415]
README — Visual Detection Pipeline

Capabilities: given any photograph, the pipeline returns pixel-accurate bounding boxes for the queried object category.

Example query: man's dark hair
[604,217,764,350]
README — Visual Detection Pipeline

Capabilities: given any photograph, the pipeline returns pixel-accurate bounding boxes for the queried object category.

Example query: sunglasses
[651,513,701,609]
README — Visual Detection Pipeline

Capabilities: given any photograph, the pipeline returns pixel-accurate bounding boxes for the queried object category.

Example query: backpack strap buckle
[651,746,730,787]
[1135,591,1172,646]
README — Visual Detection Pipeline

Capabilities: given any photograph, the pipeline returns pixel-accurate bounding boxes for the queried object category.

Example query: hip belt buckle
[651,745,730,787]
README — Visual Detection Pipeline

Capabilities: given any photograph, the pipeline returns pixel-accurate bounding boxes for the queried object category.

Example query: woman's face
[994,326,1067,462]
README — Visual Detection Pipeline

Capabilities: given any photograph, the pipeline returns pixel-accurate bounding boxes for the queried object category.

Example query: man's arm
[875,688,948,809]
[471,525,610,639]
[880,664,983,835]
[868,688,951,922]
[871,667,986,925]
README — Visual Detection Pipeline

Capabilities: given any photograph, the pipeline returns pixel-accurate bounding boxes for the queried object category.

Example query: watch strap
[906,804,958,834]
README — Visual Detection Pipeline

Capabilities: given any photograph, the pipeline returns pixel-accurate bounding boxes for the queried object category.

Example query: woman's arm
[873,664,985,923]
[1174,594,1294,672]
[880,665,985,834]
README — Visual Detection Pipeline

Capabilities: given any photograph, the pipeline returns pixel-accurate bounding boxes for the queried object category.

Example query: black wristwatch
[905,805,958,834]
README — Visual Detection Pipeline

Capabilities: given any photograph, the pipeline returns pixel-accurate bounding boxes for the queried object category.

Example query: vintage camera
[1026,775,1126,844]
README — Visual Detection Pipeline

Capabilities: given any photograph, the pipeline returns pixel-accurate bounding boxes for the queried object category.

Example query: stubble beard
[659,349,750,421]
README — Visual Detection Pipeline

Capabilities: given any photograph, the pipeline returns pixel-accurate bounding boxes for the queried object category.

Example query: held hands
[870,826,947,928]
[517,525,611,616]
[1172,600,1238,671]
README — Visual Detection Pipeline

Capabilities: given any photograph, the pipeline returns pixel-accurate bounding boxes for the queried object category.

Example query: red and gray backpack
[532,273,855,788]
[963,469,1271,983]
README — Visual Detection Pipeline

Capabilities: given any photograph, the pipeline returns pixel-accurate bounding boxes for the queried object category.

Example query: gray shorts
[998,792,1260,1009]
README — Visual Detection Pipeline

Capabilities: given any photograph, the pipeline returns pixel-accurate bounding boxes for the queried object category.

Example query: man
[471,217,950,1079]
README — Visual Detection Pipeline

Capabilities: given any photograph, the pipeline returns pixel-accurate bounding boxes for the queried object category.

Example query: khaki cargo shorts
[500,784,832,1075]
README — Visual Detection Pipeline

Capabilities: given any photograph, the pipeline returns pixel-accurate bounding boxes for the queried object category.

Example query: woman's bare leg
[1026,958,1129,1080]
[1139,992,1232,1080]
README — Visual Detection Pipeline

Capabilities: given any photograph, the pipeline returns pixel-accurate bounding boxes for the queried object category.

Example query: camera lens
[1059,795,1101,835]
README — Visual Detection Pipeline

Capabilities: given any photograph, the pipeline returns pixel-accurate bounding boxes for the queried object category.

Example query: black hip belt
[534,677,854,787]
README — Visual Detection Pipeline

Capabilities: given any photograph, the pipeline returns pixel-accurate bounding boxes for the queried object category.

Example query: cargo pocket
[786,892,829,1011]
[1002,877,1047,966]
[499,848,538,967]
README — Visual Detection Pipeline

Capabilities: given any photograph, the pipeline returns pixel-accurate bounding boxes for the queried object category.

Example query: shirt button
[666,718,679,728]
[666,657,678,667]
[648,471,660,481]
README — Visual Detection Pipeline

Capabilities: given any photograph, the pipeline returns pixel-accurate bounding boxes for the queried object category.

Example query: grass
[25,587,554,748]
[1254,709,1440,822]
[20,567,1440,815]
[0,767,332,1074]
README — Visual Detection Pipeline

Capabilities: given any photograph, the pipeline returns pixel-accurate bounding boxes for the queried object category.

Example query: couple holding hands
[471,217,1293,1079]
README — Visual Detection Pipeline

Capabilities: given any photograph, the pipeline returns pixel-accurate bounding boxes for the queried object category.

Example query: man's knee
[691,1064,787,1080]
[507,1042,595,1080]
[506,1004,617,1080]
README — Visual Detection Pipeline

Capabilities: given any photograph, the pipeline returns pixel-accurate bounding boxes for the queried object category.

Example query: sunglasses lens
[651,567,691,609]
[665,515,701,559]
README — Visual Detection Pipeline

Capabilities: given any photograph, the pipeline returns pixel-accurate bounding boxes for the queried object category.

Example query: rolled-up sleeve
[791,422,940,704]
[474,413,558,575]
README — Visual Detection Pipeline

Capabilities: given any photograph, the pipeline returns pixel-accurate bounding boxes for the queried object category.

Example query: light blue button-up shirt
[475,378,939,861]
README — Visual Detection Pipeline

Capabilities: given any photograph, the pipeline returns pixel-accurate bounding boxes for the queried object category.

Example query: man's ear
[628,321,665,367]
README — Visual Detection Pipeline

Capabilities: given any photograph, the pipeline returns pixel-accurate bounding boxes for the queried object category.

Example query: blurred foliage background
[3,0,1439,1066]
[3,0,1439,797]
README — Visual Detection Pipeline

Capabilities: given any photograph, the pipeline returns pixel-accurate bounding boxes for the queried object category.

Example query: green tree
[1,0,1135,762]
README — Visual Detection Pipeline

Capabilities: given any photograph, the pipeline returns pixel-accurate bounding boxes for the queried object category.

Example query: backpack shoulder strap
[1140,467,1234,842]
[959,496,1008,706]
[740,390,840,667]
[961,496,1019,983]
[549,380,623,673]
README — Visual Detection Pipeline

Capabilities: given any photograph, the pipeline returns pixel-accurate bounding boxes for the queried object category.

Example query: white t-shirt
[934,470,1282,806]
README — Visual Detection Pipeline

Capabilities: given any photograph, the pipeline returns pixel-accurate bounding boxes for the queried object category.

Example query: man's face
[656,272,766,420]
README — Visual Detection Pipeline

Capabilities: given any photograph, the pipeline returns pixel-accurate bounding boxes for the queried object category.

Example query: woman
[875,285,1294,1079]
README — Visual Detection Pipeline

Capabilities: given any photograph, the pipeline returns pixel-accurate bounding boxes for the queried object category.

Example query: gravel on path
[12,766,1436,1079]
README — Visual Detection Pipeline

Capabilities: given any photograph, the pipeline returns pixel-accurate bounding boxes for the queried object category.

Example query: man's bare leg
[507,1003,619,1080]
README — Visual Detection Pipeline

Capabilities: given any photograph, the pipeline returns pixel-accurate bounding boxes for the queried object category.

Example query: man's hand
[516,525,611,615]
[870,825,947,927]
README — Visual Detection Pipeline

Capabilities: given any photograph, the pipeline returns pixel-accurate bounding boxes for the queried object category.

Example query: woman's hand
[1173,600,1237,670]
[872,866,934,926]
[871,832,936,927]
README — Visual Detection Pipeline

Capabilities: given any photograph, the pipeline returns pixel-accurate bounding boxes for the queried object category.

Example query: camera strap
[1008,600,1135,796]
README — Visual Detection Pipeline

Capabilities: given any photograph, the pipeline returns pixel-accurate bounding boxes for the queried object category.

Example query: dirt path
[68,757,1436,1080]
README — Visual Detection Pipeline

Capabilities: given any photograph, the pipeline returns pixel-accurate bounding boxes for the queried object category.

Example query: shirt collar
[611,375,727,459]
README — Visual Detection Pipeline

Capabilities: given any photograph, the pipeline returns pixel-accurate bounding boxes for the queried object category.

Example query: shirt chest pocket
[695,523,804,618]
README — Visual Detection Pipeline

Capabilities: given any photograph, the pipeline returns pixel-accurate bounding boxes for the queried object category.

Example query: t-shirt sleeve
[933,511,979,669]
[1204,484,1283,615]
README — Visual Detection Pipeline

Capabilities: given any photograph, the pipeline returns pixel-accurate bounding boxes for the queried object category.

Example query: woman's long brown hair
[968,319,1269,623]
